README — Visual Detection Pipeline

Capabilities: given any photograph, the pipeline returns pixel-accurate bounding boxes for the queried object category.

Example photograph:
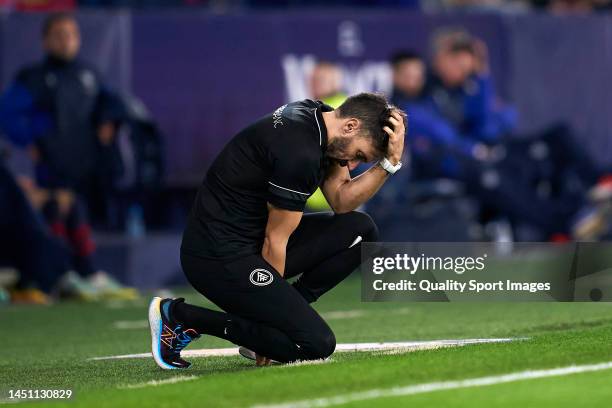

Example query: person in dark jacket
[0,13,137,299]
[0,13,123,215]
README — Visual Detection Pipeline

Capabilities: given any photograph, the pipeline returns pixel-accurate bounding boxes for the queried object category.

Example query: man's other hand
[383,109,406,165]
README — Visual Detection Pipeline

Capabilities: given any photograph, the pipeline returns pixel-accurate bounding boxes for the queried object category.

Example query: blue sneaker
[148,297,200,369]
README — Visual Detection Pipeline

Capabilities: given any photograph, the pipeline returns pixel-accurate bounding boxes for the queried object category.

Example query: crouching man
[148,93,406,369]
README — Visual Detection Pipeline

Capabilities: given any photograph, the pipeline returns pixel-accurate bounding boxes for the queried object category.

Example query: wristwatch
[379,157,402,175]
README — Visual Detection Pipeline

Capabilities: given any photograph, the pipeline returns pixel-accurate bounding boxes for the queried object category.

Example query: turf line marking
[0,399,27,405]
[251,361,612,408]
[104,300,147,309]
[321,310,365,320]
[278,358,333,368]
[113,320,150,329]
[89,338,520,361]
[119,375,199,389]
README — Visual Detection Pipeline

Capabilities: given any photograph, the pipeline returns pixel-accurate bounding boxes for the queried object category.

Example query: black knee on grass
[299,328,337,360]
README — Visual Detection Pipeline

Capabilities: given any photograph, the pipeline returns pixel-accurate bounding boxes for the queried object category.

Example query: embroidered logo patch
[249,269,274,286]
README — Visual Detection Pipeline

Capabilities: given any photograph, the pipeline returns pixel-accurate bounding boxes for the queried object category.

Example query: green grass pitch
[1,275,611,407]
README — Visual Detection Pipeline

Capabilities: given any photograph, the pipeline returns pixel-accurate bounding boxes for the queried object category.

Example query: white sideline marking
[105,300,147,309]
[119,375,199,389]
[374,345,449,355]
[278,358,333,368]
[89,338,519,361]
[251,361,612,408]
[0,399,27,405]
[113,320,149,329]
[322,310,365,320]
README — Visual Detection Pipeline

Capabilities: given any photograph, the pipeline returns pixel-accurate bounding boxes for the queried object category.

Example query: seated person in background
[390,49,509,179]
[425,29,612,239]
[425,28,605,190]
[309,61,347,109]
[388,45,610,240]
[426,28,518,146]
[389,50,479,172]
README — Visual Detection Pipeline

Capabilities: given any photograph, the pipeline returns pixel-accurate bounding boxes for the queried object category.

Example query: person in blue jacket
[0,13,137,299]
[0,13,123,215]
[426,31,518,147]
[389,46,607,238]
[389,49,479,179]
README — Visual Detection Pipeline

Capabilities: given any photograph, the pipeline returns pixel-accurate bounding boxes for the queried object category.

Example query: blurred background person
[309,61,347,109]
[427,28,518,146]
[390,50,427,103]
[425,28,612,240]
[389,50,473,167]
[0,13,123,223]
[0,13,137,300]
[388,32,612,240]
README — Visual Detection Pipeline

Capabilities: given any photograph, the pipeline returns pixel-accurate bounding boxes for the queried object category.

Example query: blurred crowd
[303,28,612,244]
[1,13,611,306]
[2,0,612,14]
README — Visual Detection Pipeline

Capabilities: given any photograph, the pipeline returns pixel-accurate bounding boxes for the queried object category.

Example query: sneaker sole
[239,346,257,361]
[148,297,183,370]
[238,346,280,365]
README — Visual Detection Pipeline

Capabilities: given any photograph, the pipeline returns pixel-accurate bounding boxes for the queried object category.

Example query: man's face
[44,19,81,62]
[434,49,473,88]
[310,65,342,100]
[326,120,380,171]
[393,59,426,98]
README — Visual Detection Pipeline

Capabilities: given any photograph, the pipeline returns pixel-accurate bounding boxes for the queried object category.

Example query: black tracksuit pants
[175,211,378,363]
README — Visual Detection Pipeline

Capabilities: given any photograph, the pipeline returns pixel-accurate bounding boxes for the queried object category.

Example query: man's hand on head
[383,110,406,166]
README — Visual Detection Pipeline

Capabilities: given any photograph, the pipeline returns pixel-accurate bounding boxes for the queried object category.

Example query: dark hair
[449,39,475,55]
[389,50,423,68]
[336,93,405,157]
[430,27,474,56]
[42,13,76,38]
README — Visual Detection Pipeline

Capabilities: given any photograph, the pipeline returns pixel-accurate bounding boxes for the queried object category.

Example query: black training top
[181,99,333,260]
